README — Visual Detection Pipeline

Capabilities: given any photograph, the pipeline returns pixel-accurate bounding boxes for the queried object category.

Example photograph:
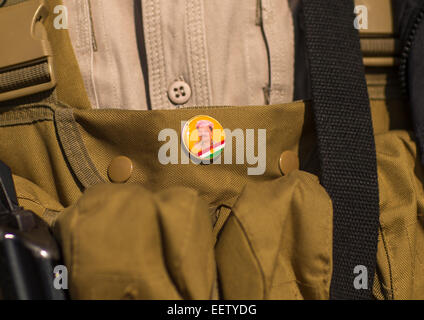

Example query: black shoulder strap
[0,161,18,213]
[302,0,380,299]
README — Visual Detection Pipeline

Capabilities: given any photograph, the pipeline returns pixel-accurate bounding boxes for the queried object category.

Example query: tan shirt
[64,0,295,110]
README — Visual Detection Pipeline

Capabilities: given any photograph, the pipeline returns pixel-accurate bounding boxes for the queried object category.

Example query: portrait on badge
[182,115,226,161]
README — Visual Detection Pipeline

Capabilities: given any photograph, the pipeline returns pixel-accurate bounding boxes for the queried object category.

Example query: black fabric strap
[0,161,18,213]
[302,0,380,299]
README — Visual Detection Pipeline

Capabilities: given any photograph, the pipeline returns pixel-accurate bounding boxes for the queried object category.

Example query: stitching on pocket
[379,225,395,299]
[230,212,267,299]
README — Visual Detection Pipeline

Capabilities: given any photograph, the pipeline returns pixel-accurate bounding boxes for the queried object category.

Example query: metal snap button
[108,156,133,183]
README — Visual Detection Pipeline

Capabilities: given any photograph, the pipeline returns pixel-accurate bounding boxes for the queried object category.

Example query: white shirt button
[168,80,192,105]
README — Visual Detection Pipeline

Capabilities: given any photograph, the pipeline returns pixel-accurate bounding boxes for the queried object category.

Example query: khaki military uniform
[0,0,423,299]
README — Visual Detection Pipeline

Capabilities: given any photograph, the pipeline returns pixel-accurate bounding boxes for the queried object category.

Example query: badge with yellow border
[182,115,225,161]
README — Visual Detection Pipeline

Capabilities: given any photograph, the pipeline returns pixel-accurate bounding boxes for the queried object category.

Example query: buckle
[0,0,56,102]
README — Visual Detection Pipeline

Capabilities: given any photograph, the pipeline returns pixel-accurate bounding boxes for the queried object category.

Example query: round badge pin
[182,115,225,161]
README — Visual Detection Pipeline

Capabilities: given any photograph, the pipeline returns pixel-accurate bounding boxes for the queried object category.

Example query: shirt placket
[142,0,212,109]
[184,0,213,107]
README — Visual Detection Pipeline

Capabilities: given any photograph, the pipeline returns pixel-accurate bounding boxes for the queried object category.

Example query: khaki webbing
[0,61,51,94]
[0,0,51,96]
[0,0,90,108]
[0,0,56,103]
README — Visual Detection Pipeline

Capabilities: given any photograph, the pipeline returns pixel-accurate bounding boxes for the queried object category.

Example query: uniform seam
[71,197,83,292]
[231,209,266,299]
[379,225,395,300]
[0,105,54,126]
[324,189,333,297]
[143,0,167,109]
[244,4,254,105]
[73,0,98,109]
[185,0,211,107]
[98,0,119,108]
[16,195,61,213]
[260,0,294,104]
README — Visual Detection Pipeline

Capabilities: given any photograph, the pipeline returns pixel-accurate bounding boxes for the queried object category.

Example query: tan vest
[0,0,423,299]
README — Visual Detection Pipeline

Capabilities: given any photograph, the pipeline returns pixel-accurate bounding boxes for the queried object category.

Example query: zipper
[399,7,424,94]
